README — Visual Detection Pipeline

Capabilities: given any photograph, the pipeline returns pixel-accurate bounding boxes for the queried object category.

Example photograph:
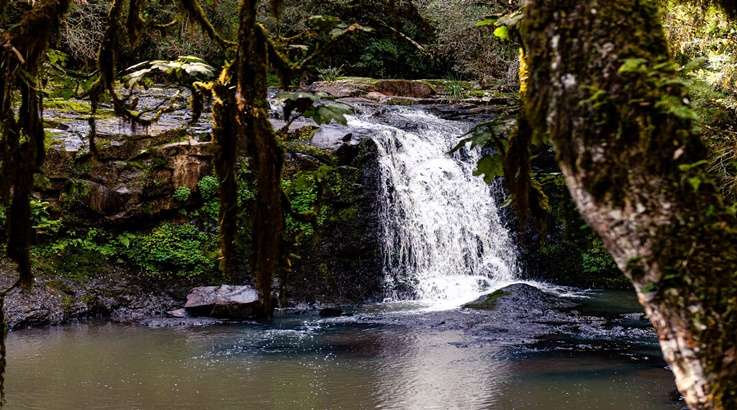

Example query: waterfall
[349,107,519,309]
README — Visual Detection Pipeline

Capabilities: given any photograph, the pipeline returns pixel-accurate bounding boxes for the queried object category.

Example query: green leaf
[618,58,648,74]
[123,56,215,89]
[688,176,702,192]
[641,282,658,293]
[475,17,498,28]
[655,95,698,121]
[493,26,510,41]
[474,154,504,183]
[450,118,511,153]
[678,159,709,172]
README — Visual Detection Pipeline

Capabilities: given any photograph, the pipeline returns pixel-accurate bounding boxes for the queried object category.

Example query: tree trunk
[1,0,71,287]
[235,0,283,318]
[212,66,240,283]
[521,1,737,408]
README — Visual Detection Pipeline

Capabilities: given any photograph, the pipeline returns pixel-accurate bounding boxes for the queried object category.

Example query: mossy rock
[462,289,506,310]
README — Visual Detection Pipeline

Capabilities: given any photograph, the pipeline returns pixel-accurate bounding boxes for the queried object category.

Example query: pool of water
[3,292,681,410]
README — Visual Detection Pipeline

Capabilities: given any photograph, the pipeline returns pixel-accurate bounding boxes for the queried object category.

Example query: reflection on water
[2,315,679,410]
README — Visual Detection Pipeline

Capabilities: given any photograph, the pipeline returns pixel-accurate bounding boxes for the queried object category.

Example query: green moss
[44,98,92,113]
[333,207,358,222]
[61,294,76,314]
[283,141,335,163]
[463,289,506,310]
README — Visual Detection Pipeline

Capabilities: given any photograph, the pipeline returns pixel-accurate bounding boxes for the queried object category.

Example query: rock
[311,124,374,150]
[139,317,226,328]
[0,259,182,330]
[167,308,188,318]
[374,80,436,98]
[184,285,262,319]
[319,307,344,317]
[463,283,576,312]
[366,91,387,101]
[463,289,507,310]
[307,78,436,99]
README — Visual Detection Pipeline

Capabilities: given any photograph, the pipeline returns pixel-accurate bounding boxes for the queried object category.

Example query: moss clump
[463,289,506,310]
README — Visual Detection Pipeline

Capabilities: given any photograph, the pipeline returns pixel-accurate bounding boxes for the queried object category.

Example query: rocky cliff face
[283,134,383,304]
[25,90,386,310]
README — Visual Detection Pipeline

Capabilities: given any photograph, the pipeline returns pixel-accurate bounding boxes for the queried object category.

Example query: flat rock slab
[184,285,261,320]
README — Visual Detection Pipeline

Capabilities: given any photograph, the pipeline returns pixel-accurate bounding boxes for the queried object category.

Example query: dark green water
[3,293,681,410]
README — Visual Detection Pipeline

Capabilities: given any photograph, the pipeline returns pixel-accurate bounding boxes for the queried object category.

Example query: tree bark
[1,0,71,287]
[521,1,737,408]
[235,0,283,318]
[212,65,240,283]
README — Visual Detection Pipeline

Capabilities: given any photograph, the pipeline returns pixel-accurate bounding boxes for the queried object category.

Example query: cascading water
[348,107,519,309]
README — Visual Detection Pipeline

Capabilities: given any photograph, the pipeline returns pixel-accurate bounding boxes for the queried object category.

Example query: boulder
[184,285,262,319]
[374,80,436,98]
[318,307,344,318]
[307,78,437,99]
[463,283,576,312]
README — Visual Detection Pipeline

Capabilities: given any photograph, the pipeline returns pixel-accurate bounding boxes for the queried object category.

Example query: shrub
[198,175,219,200]
[173,186,192,203]
[317,66,344,82]
[118,223,217,279]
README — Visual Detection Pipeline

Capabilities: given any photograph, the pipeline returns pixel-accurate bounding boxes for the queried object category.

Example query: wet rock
[184,285,261,320]
[463,284,577,312]
[167,308,188,318]
[319,307,344,318]
[139,317,225,328]
[307,78,436,99]
[374,80,436,98]
[1,259,182,330]
[463,289,506,310]
[310,124,373,150]
[3,283,68,329]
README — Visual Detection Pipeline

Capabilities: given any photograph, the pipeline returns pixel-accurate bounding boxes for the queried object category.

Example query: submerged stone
[184,285,261,319]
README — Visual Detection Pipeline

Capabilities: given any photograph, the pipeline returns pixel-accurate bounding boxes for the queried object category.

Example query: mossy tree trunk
[1,0,71,287]
[520,1,736,408]
[235,0,283,318]
[212,65,241,283]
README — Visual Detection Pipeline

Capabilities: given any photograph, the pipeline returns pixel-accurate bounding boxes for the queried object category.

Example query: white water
[349,108,519,310]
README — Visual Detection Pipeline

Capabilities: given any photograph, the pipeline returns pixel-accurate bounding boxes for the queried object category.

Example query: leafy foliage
[123,56,215,88]
[173,187,192,203]
[316,65,344,82]
[280,92,353,126]
[117,223,217,279]
[451,118,514,182]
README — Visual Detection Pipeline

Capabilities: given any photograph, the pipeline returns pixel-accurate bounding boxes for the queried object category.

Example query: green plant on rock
[117,222,217,279]
[173,186,192,203]
[445,80,466,100]
[197,175,219,200]
[317,65,344,82]
[581,240,621,276]
[33,228,116,281]
[30,200,63,238]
